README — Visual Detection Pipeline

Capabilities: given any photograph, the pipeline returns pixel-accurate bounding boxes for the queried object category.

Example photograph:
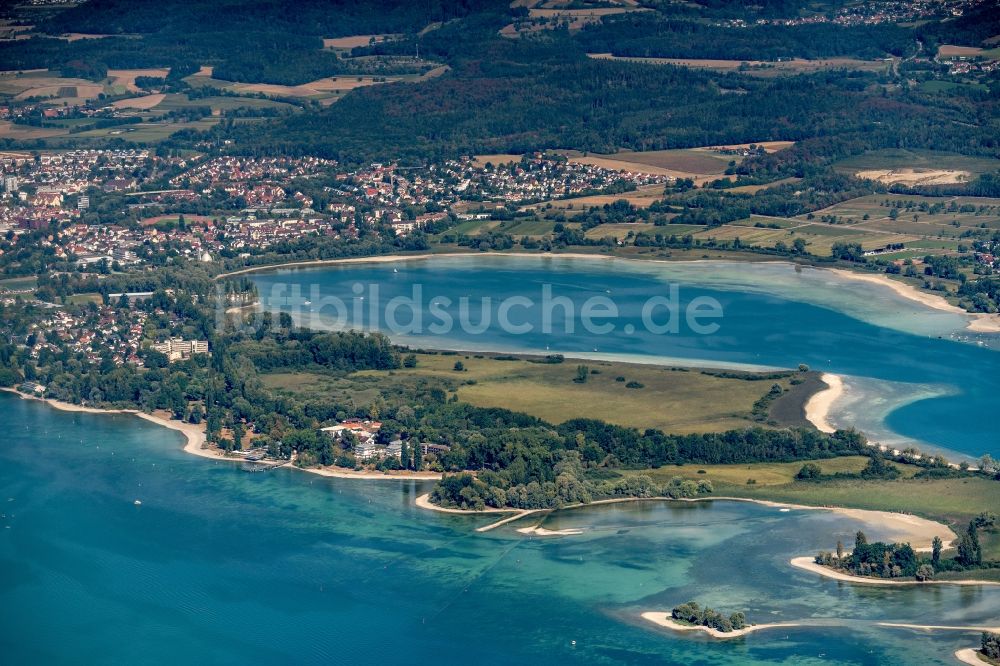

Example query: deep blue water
[2,393,999,665]
[253,256,1000,460]
[5,255,1000,664]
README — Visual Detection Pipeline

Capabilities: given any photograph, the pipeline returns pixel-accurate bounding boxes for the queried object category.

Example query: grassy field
[624,463,1000,553]
[0,275,37,291]
[833,149,1000,177]
[65,292,104,305]
[262,352,814,435]
[587,53,892,77]
[151,93,297,114]
[66,118,220,142]
[584,222,659,240]
[691,220,917,256]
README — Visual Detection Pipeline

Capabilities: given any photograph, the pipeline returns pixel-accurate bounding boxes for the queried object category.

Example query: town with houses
[0,148,669,270]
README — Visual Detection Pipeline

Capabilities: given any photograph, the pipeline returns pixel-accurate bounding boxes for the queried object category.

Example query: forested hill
[36,0,504,38]
[2,0,999,168]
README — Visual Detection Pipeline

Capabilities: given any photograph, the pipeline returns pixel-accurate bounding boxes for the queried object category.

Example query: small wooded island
[671,601,747,633]
[641,603,800,639]
[814,514,999,582]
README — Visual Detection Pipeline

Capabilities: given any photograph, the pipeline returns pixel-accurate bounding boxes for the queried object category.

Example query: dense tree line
[574,15,917,61]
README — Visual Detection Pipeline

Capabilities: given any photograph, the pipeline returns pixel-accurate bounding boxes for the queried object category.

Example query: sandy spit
[803,373,843,434]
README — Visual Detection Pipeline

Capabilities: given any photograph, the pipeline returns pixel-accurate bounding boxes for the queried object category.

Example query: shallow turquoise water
[253,256,1000,460]
[1,394,998,664]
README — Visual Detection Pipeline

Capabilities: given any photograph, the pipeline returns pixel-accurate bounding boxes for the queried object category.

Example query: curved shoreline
[640,612,800,639]
[804,373,843,434]
[790,557,1000,587]
[2,389,441,481]
[214,250,998,333]
[414,492,956,548]
[956,648,989,665]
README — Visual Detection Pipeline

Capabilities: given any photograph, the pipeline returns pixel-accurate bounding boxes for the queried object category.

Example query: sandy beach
[516,525,584,537]
[880,622,1000,632]
[826,267,1000,333]
[292,465,441,481]
[804,373,843,434]
[955,648,989,665]
[640,612,800,639]
[790,557,1000,586]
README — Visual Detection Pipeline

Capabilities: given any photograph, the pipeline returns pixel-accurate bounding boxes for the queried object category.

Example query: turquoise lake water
[253,255,1000,461]
[2,393,999,665]
[5,255,1000,664]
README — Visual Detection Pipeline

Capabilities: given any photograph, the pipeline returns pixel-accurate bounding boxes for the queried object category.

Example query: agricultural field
[106,68,170,94]
[0,120,66,140]
[693,218,918,257]
[583,222,659,240]
[445,218,502,236]
[502,5,649,37]
[522,183,667,210]
[833,149,1000,180]
[587,53,893,77]
[502,219,559,236]
[558,148,737,184]
[937,44,1000,60]
[150,93,297,115]
[339,353,810,435]
[685,192,1000,259]
[0,69,104,105]
[322,34,400,50]
[183,67,446,105]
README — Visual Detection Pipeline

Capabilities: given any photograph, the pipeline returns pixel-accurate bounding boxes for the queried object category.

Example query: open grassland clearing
[261,353,811,435]
[0,276,38,291]
[0,120,66,140]
[472,153,524,168]
[587,53,892,77]
[350,353,807,435]
[629,457,903,488]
